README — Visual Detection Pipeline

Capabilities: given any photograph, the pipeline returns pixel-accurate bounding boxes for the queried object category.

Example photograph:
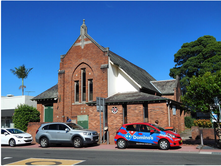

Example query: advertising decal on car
[115,123,183,150]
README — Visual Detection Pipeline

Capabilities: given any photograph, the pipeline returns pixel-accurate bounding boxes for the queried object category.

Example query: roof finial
[80,19,87,36]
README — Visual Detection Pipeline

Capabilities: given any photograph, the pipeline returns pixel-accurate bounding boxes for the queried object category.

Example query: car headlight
[15,135,23,139]
[167,133,175,138]
[83,132,92,135]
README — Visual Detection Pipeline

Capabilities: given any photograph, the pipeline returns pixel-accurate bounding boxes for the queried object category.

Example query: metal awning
[1,109,14,117]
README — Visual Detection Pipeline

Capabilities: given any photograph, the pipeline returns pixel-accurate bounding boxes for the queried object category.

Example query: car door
[124,124,140,145]
[56,124,72,142]
[46,124,58,142]
[1,129,10,144]
[137,124,159,145]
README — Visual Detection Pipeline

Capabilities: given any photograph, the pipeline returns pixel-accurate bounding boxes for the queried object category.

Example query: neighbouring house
[31,20,185,144]
[1,95,37,128]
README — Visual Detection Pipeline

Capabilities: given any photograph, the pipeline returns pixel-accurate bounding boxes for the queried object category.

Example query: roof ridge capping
[151,79,176,83]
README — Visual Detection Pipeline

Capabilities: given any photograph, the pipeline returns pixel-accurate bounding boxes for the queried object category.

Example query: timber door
[77,115,88,129]
[45,106,53,122]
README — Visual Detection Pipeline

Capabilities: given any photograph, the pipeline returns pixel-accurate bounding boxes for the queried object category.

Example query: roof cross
[80,19,87,48]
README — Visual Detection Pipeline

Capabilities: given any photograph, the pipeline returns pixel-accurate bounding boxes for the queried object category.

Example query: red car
[114,122,182,150]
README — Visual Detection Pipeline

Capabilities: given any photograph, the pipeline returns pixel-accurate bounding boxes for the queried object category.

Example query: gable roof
[151,80,176,95]
[32,84,58,101]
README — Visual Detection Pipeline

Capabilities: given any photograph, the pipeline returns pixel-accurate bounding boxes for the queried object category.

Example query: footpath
[2,142,221,155]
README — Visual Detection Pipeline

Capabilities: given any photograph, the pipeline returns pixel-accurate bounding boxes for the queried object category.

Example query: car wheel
[9,139,16,147]
[159,139,169,150]
[117,139,127,149]
[40,137,49,148]
[73,137,83,148]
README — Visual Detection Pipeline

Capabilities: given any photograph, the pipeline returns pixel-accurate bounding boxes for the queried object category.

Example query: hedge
[12,104,40,131]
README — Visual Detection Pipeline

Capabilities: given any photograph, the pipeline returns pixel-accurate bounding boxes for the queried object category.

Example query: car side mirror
[150,130,154,133]
[4,132,9,136]
[65,128,70,132]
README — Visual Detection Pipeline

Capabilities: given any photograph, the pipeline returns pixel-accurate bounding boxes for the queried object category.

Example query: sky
[1,1,221,97]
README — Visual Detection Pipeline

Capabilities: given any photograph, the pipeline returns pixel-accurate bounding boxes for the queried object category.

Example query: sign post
[96,97,105,144]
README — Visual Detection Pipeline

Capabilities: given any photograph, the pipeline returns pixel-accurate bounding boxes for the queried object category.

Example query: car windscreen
[67,123,84,130]
[7,128,24,134]
[151,124,166,131]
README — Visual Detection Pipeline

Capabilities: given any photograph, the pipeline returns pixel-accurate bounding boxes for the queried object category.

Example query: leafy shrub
[193,119,212,128]
[184,116,195,128]
[13,104,40,131]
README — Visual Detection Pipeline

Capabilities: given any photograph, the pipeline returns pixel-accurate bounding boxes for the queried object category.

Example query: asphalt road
[1,148,221,165]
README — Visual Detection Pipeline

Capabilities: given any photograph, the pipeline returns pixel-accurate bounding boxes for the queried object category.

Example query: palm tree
[10,64,33,95]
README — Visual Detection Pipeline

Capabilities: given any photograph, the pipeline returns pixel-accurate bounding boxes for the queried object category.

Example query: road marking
[3,157,12,160]
[199,152,212,154]
[7,158,85,165]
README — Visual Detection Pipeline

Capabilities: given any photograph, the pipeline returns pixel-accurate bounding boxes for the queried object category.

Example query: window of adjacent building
[123,104,127,124]
[88,79,93,101]
[172,105,176,115]
[75,81,79,102]
[143,103,148,122]
[81,69,86,102]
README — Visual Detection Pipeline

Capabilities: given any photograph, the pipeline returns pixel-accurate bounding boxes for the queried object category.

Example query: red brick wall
[108,105,123,144]
[88,106,103,132]
[191,126,218,140]
[127,104,143,123]
[37,104,44,122]
[57,39,109,124]
[27,122,46,143]
[148,103,168,127]
[162,95,174,100]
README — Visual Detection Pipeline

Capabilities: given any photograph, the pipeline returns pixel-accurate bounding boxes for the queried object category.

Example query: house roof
[32,84,58,100]
[105,92,168,104]
[151,80,177,95]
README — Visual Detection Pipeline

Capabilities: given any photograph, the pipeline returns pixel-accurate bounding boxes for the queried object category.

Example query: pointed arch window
[81,69,86,102]
[75,81,79,102]
[88,79,93,101]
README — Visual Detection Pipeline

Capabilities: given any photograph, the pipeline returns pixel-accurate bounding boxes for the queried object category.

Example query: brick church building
[32,20,185,144]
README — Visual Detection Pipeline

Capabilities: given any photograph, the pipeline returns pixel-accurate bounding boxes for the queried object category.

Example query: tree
[169,35,221,94]
[182,70,221,113]
[12,104,40,132]
[182,70,221,147]
[10,64,33,95]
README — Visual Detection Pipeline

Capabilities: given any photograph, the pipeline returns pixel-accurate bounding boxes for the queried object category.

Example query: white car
[1,128,33,147]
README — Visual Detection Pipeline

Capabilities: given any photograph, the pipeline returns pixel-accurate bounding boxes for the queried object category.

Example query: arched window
[81,68,86,102]
[75,81,79,102]
[88,79,93,101]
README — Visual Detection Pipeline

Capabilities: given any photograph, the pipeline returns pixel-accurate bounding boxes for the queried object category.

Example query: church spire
[80,19,87,36]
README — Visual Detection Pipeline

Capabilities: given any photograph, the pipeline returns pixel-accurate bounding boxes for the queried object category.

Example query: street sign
[96,97,105,112]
